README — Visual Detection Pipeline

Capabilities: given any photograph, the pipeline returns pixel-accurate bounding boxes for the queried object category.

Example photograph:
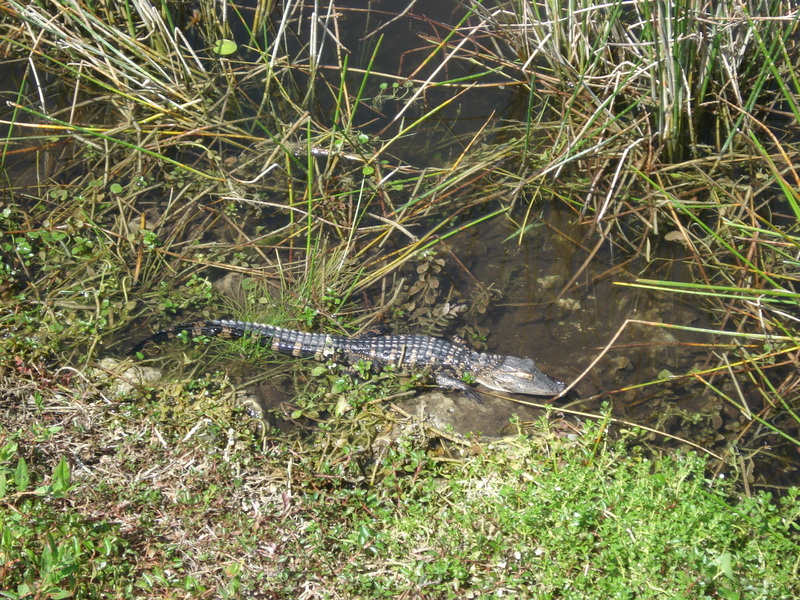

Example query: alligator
[140,319,565,402]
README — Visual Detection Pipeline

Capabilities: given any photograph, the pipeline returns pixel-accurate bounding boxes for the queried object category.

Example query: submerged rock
[96,357,162,397]
[395,390,544,438]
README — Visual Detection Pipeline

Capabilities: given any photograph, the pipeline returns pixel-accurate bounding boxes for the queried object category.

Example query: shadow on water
[443,203,712,425]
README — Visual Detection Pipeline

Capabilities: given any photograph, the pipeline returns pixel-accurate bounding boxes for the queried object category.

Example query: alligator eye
[509,370,532,380]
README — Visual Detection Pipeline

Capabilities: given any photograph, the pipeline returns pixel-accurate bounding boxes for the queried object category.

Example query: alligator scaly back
[136,319,566,401]
[145,320,349,360]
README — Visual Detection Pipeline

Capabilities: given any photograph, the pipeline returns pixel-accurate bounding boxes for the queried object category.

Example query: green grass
[2,398,798,598]
[312,434,800,598]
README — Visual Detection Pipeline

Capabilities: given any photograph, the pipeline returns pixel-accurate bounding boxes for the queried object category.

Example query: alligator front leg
[435,372,484,404]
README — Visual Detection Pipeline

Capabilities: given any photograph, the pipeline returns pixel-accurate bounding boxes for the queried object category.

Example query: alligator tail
[131,321,230,354]
[154,321,237,343]
[133,319,343,360]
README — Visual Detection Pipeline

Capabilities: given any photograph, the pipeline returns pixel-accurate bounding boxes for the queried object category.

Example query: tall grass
[462,0,800,479]
[2,0,800,484]
[1,0,542,346]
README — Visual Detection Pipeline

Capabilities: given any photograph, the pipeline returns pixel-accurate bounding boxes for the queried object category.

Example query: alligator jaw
[475,355,565,396]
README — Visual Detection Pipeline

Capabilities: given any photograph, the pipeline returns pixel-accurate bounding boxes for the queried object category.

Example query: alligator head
[475,356,565,396]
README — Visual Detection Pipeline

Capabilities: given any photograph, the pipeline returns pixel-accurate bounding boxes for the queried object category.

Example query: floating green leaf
[213,39,237,56]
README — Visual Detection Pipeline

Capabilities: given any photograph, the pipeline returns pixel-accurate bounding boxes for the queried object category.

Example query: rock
[96,357,162,397]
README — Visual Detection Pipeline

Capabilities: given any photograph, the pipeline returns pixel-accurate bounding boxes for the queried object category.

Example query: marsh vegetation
[2,0,800,597]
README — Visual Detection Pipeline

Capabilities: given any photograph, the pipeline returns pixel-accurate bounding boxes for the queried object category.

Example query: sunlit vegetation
[1,0,800,596]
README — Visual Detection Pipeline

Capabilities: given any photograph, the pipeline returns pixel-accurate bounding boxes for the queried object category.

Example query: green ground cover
[3,394,799,598]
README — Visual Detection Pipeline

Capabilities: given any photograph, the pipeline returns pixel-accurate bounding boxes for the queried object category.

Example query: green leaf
[14,457,29,492]
[717,588,740,600]
[41,535,55,571]
[717,551,734,579]
[357,524,375,546]
[51,457,71,493]
[334,396,350,416]
[361,165,375,176]
[0,441,18,462]
[213,39,237,56]
[110,183,123,193]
